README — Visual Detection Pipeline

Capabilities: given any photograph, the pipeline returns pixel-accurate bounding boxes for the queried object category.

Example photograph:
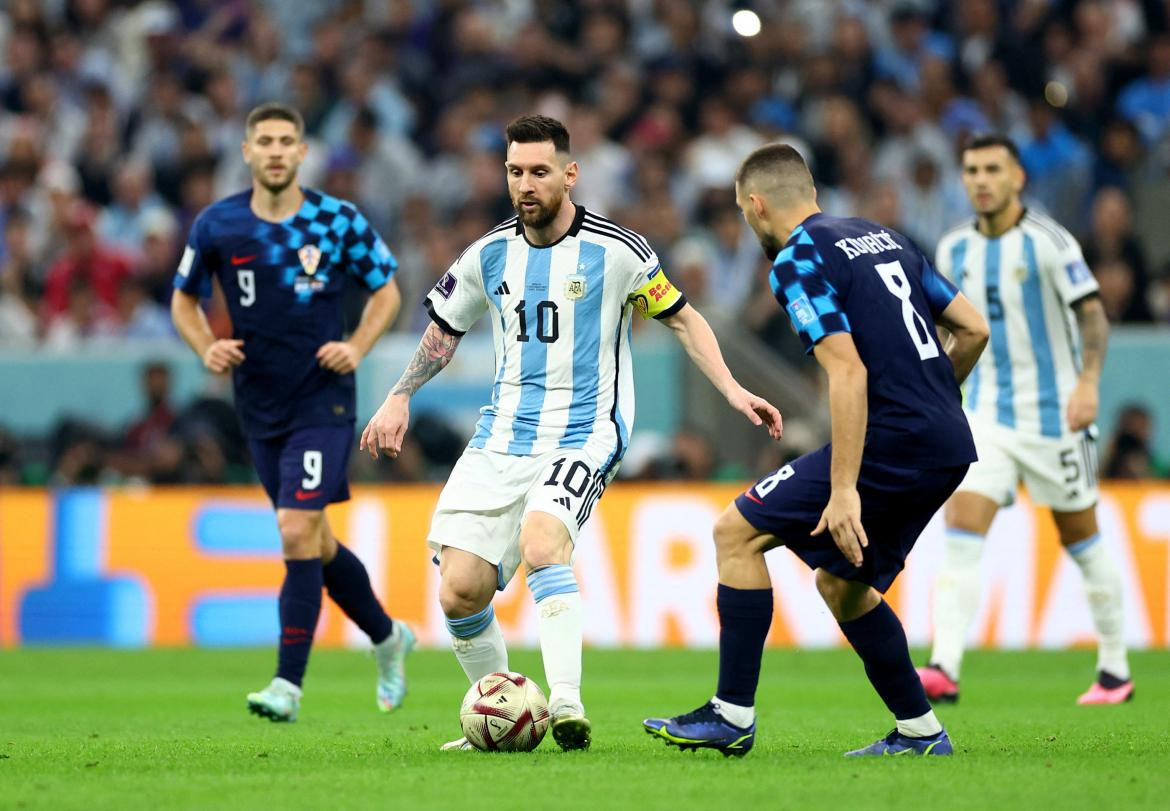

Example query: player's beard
[756,231,783,261]
[256,163,298,195]
[513,190,562,230]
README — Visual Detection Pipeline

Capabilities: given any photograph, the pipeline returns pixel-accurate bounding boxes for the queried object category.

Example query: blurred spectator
[1015,99,1092,230]
[873,3,954,93]
[1118,33,1170,145]
[0,207,40,344]
[1103,403,1167,478]
[41,200,132,322]
[97,158,171,256]
[1082,186,1152,322]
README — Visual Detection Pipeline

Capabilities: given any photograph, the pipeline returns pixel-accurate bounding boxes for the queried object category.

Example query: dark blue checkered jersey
[174,188,397,438]
[769,213,975,468]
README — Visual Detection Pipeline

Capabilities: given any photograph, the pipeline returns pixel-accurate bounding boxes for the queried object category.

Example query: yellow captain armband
[629,266,686,319]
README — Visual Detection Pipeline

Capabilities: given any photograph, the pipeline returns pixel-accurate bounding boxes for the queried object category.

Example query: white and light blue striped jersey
[424,206,686,472]
[935,210,1099,439]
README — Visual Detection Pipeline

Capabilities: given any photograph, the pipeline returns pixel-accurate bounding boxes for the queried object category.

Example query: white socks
[527,565,583,713]
[929,529,985,680]
[447,606,508,684]
[1067,534,1130,680]
[897,709,943,738]
[711,697,755,728]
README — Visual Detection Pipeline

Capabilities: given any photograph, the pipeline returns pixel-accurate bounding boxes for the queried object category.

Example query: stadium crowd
[1,0,1168,485]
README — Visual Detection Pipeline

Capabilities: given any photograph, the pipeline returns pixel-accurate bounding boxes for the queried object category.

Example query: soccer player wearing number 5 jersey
[360,115,783,751]
[646,144,990,757]
[920,136,1133,706]
[171,103,414,723]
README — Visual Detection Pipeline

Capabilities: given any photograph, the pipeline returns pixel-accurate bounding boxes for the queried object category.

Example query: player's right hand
[812,487,868,567]
[202,339,245,374]
[361,394,409,460]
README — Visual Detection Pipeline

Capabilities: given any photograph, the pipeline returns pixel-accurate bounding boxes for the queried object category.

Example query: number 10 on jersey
[515,299,559,343]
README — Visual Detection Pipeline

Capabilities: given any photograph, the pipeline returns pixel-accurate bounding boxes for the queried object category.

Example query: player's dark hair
[962,134,1021,164]
[735,143,815,202]
[505,115,571,155]
[245,102,305,137]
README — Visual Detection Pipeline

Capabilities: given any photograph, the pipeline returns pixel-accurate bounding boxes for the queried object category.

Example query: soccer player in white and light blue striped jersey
[361,115,783,750]
[920,135,1132,705]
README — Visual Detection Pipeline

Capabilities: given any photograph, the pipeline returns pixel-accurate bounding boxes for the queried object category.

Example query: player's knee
[518,518,572,570]
[277,510,324,558]
[713,505,753,561]
[440,571,493,619]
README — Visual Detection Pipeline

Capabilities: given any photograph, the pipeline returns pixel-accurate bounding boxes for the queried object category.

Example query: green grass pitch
[1,648,1167,810]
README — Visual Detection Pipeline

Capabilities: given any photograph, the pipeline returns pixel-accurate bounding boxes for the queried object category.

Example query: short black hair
[245,102,304,137]
[961,134,1021,164]
[505,114,571,154]
[735,143,816,206]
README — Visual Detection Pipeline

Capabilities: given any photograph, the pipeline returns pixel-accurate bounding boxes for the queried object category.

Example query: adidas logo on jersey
[494,281,511,296]
[555,496,571,510]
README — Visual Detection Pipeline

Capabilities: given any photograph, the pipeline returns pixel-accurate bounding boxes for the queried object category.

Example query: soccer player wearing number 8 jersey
[921,136,1132,705]
[172,103,414,723]
[645,144,990,757]
[361,115,782,751]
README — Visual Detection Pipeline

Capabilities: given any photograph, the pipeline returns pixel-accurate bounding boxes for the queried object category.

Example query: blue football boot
[844,728,953,757]
[643,702,755,758]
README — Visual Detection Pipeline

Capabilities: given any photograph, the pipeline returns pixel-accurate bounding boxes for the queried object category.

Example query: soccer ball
[459,671,550,752]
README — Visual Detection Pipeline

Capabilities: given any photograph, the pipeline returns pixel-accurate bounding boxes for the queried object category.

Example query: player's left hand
[1067,379,1098,432]
[726,385,783,440]
[317,341,362,374]
[812,487,868,567]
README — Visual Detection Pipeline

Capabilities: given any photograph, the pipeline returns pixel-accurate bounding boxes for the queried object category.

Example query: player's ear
[563,160,579,191]
[750,192,768,219]
[1013,163,1026,193]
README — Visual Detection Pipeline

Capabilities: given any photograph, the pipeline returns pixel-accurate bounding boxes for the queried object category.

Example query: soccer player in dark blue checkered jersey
[644,144,991,757]
[171,103,414,722]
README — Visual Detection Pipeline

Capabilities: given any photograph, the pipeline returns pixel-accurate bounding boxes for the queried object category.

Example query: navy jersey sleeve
[173,213,214,298]
[920,253,959,318]
[343,207,397,292]
[769,231,850,354]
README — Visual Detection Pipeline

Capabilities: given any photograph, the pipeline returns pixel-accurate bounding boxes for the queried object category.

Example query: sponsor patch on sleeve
[1065,260,1092,286]
[787,294,816,327]
[434,271,457,299]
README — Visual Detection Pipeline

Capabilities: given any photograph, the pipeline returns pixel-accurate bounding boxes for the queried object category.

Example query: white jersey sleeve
[424,247,488,335]
[1044,231,1099,307]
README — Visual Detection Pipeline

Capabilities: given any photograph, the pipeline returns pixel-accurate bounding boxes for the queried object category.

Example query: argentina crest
[298,244,321,276]
[565,272,587,300]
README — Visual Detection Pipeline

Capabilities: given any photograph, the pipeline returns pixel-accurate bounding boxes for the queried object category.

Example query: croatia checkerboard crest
[298,244,321,276]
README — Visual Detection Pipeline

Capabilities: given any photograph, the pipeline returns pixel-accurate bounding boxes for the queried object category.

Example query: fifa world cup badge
[298,244,321,276]
[565,274,587,300]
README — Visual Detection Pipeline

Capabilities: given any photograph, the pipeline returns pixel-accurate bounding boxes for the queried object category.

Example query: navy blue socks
[838,600,931,721]
[323,542,393,645]
[714,584,774,707]
[276,558,323,687]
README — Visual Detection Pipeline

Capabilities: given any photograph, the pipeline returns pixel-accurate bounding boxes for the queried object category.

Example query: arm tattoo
[390,322,461,396]
[1074,297,1109,379]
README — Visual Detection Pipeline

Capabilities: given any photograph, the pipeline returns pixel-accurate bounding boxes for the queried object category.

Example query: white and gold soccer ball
[459,672,550,752]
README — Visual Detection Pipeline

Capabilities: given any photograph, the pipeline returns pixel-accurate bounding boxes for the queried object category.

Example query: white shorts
[427,446,614,588]
[959,421,1099,512]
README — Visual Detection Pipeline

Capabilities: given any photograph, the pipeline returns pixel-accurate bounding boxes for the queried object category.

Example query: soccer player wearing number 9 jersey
[171,103,414,723]
[360,115,782,752]
[645,144,990,758]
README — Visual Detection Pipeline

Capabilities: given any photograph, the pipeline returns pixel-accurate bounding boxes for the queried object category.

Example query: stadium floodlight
[731,8,762,38]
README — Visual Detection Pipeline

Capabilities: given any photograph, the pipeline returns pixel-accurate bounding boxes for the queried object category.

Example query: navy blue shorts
[247,424,354,510]
[735,446,968,592]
